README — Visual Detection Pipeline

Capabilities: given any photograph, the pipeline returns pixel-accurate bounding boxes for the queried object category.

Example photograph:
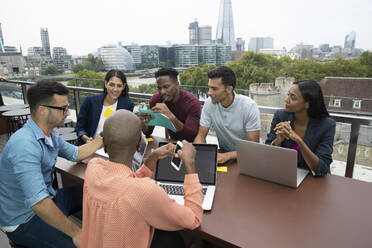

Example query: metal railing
[2,79,372,179]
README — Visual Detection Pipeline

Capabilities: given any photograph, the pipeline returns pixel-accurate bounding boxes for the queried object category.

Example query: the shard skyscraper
[216,0,236,50]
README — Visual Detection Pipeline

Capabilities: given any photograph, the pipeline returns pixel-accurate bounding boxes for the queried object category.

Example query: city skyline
[2,0,372,56]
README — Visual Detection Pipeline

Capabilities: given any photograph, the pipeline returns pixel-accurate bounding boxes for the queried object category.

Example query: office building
[344,31,356,49]
[290,43,313,60]
[259,48,286,58]
[319,44,331,53]
[159,46,175,67]
[40,28,51,57]
[236,37,245,51]
[27,47,45,57]
[189,21,199,45]
[3,46,18,53]
[98,45,135,72]
[216,0,236,50]
[189,21,212,45]
[216,44,232,65]
[124,44,142,65]
[199,26,212,45]
[174,45,199,67]
[26,46,53,70]
[198,45,217,65]
[248,37,274,53]
[52,47,72,71]
[140,45,159,67]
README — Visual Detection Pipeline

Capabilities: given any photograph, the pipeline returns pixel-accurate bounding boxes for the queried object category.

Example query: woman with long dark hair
[75,69,134,145]
[265,79,336,176]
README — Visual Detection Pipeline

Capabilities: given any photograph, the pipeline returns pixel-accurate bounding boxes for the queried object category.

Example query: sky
[1,0,372,56]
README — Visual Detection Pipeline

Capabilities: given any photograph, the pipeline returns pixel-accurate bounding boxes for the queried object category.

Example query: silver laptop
[236,140,309,188]
[132,133,148,172]
[155,142,218,210]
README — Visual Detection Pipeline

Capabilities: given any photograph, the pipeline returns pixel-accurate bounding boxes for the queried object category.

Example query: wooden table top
[55,137,372,248]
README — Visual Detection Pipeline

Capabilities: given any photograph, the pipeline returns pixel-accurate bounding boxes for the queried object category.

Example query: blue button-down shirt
[0,118,78,226]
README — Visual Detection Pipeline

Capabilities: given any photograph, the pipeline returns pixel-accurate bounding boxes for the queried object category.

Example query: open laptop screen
[155,143,217,185]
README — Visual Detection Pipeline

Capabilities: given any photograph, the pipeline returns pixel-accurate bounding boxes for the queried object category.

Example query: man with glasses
[0,80,103,247]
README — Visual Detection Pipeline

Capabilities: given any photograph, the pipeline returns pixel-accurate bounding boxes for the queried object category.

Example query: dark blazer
[75,94,134,145]
[265,109,336,176]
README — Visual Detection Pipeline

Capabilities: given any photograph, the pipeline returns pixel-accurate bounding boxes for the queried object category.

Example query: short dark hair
[27,80,69,114]
[207,66,236,89]
[155,68,179,82]
[103,69,129,98]
[293,79,329,119]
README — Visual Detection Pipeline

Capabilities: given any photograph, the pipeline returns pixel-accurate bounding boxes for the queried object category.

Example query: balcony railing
[1,79,371,180]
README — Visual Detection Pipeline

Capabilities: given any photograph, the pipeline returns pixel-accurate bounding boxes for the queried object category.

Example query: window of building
[334,99,341,108]
[353,99,362,109]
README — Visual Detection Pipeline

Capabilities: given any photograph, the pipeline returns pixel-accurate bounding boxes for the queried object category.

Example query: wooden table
[55,137,372,248]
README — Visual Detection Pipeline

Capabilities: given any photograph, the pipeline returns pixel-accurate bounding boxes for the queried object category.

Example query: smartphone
[171,141,183,171]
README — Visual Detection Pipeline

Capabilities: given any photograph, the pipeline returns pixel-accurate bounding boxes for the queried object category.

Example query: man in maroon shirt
[138,68,201,142]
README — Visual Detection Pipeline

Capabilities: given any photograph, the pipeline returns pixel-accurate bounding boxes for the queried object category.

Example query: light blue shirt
[200,93,261,152]
[0,118,78,226]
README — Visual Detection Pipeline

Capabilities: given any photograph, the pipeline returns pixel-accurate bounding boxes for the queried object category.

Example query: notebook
[155,142,218,210]
[236,140,309,188]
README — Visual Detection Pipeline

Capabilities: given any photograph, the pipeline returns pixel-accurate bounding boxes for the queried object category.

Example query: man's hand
[91,135,103,148]
[0,75,7,81]
[82,135,92,143]
[153,143,177,160]
[77,135,103,161]
[217,152,231,164]
[72,229,81,248]
[145,143,176,171]
[177,140,196,174]
[151,103,173,119]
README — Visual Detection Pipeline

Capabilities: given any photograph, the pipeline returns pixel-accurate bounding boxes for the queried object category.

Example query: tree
[179,64,215,97]
[359,51,372,77]
[72,54,105,73]
[41,65,61,76]
[131,84,158,94]
[228,52,281,88]
[72,64,84,74]
[67,69,104,88]
[360,51,372,66]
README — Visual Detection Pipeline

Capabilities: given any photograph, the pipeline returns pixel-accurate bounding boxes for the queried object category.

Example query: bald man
[81,110,204,248]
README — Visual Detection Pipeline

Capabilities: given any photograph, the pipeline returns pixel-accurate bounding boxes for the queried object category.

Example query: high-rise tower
[189,21,199,45]
[344,31,356,49]
[40,28,51,57]
[216,0,236,50]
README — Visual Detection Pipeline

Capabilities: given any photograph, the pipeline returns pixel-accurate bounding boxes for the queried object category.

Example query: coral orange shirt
[81,158,204,248]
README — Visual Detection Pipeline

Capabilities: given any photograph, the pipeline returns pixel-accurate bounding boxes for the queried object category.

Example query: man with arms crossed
[194,66,261,164]
[0,81,103,247]
[81,109,203,248]
[138,67,201,142]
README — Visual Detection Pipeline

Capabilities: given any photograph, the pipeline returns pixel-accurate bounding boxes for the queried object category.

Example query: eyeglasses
[42,104,69,115]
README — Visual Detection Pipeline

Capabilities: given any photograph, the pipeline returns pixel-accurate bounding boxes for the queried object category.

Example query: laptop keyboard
[159,184,207,196]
